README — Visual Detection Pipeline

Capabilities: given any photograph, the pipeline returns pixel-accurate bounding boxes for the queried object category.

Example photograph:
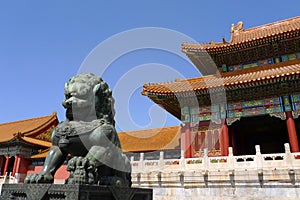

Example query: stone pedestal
[0,184,152,200]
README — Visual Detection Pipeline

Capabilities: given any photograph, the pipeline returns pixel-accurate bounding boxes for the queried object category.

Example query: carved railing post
[284,143,294,168]
[255,145,263,177]
[228,147,235,175]
[202,148,209,176]
[130,156,134,164]
[255,145,264,185]
[180,150,185,169]
[139,153,144,172]
[159,151,164,169]
[180,150,185,159]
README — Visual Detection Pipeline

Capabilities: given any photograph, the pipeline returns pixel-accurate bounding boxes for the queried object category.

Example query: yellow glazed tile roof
[118,126,181,152]
[143,59,300,95]
[0,112,58,143]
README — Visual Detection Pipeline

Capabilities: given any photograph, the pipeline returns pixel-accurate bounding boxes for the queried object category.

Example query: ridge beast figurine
[25,73,131,187]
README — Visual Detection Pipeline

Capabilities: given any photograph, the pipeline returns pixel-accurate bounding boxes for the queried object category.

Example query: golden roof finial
[231,21,244,34]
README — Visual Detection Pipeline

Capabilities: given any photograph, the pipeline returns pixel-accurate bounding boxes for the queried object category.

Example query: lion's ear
[93,83,101,94]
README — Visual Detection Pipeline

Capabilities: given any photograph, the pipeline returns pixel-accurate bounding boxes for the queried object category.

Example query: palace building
[0,112,58,182]
[143,16,300,158]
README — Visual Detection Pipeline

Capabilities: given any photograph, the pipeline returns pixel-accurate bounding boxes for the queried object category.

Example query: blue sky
[0,1,299,131]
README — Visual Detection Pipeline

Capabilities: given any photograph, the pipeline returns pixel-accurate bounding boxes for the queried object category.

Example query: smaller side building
[0,112,58,183]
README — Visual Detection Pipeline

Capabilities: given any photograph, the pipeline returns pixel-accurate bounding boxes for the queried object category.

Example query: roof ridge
[185,75,216,82]
[240,16,300,33]
[144,75,216,87]
[0,112,57,127]
[182,16,300,49]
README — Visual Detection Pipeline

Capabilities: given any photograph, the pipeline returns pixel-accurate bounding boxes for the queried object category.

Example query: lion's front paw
[24,174,36,183]
[24,173,53,184]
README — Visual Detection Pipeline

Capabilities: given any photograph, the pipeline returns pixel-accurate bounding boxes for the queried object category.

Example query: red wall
[18,157,31,174]
[27,165,70,180]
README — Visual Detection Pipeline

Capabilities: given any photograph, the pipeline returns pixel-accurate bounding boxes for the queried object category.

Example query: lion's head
[62,73,115,124]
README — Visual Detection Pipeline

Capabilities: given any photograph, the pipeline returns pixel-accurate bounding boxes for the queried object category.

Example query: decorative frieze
[292,110,300,119]
[0,146,34,157]
[226,118,241,126]
[270,112,287,120]
[183,96,286,124]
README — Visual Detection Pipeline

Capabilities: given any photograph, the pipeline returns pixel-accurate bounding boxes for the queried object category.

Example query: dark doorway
[0,156,6,175]
[294,118,300,147]
[7,156,15,174]
[232,115,289,155]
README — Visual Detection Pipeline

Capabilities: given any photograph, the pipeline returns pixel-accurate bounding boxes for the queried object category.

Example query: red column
[181,123,192,158]
[12,155,19,176]
[286,111,300,152]
[221,120,229,156]
[3,155,10,175]
[16,156,22,174]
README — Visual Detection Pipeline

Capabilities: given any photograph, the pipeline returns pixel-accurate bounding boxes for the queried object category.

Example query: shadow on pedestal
[0,184,152,200]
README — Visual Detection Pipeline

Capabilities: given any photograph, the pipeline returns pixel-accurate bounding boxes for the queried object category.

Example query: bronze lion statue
[25,73,131,186]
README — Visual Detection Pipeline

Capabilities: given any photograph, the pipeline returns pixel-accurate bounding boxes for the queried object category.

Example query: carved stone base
[0,184,152,200]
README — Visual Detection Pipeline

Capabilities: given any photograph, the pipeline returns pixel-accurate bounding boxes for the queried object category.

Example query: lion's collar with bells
[54,120,106,148]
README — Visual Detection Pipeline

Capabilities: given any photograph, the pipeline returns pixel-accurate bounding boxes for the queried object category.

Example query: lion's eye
[65,93,72,99]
